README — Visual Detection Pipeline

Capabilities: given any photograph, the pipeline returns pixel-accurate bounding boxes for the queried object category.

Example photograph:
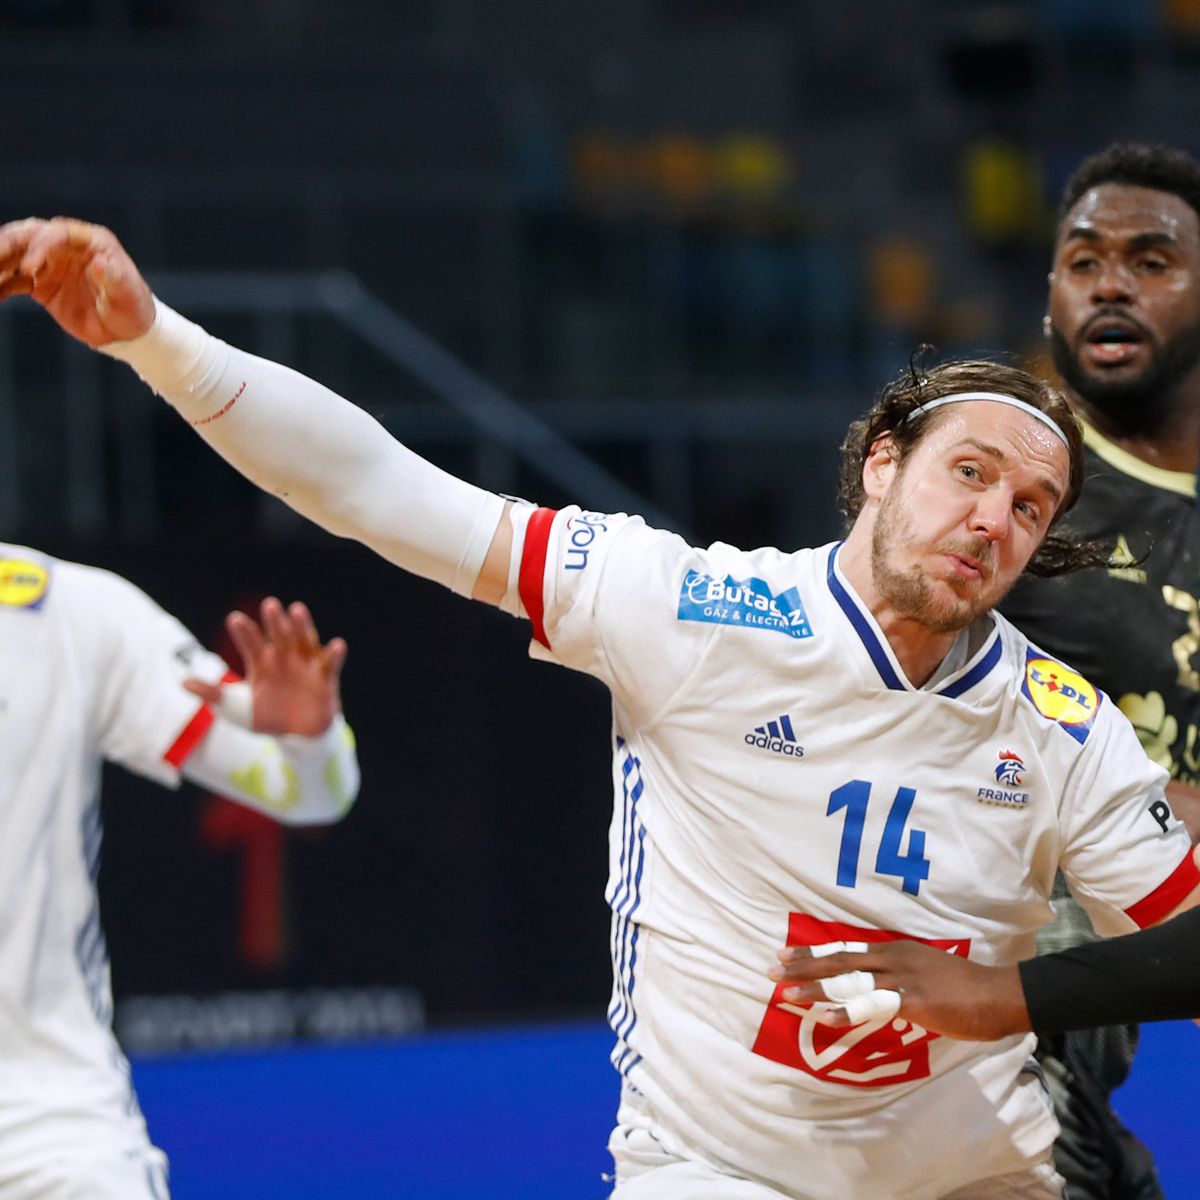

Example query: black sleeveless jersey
[1002,419,1200,786]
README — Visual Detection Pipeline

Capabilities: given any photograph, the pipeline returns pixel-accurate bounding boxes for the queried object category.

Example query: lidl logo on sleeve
[0,560,49,609]
[677,570,812,639]
[1023,654,1100,744]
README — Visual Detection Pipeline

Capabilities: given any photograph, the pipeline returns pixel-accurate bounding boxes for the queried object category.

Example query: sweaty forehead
[922,401,1070,490]
[1060,183,1200,251]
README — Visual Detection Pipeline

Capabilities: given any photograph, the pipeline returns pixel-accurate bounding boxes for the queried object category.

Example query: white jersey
[0,545,232,1178]
[517,509,1197,1200]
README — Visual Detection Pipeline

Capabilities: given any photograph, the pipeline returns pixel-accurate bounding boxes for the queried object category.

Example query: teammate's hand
[0,217,154,346]
[184,597,348,738]
[768,939,1032,1042]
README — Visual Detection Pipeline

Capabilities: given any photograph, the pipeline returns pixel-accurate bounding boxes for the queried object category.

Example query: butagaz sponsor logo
[746,715,804,758]
[564,512,610,572]
[978,749,1030,807]
[677,571,813,639]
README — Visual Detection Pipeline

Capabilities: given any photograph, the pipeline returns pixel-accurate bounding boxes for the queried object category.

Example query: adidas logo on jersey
[745,715,804,758]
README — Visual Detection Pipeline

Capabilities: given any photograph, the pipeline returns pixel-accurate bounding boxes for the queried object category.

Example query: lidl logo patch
[677,571,812,639]
[1023,654,1100,744]
[0,560,49,609]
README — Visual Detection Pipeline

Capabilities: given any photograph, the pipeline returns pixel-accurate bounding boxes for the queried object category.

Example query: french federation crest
[994,750,1025,788]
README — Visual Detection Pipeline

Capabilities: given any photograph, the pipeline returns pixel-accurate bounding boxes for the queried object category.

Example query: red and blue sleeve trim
[519,507,558,650]
[1125,849,1200,929]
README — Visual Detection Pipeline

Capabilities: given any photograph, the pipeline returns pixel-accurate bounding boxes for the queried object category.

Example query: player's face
[869,403,1068,633]
[1047,184,1200,426]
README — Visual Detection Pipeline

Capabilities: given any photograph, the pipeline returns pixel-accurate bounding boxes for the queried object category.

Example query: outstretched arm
[177,597,359,825]
[770,907,1200,1039]
[0,218,514,605]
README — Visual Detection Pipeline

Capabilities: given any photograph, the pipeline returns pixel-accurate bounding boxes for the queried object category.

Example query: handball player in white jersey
[4,217,1199,1200]
[0,545,359,1200]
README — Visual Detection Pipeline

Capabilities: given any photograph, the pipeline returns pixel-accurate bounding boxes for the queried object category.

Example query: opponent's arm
[769,940,1030,1041]
[771,906,1200,1039]
[178,597,359,824]
[0,218,514,605]
[1165,779,1200,843]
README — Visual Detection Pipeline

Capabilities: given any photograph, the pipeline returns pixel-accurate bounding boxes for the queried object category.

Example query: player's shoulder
[0,546,153,635]
[694,537,828,580]
[1078,425,1197,505]
[994,613,1105,746]
[681,538,828,598]
[7,547,172,626]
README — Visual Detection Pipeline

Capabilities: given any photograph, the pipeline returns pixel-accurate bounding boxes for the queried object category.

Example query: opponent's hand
[0,217,154,346]
[768,939,1031,1042]
[184,597,348,738]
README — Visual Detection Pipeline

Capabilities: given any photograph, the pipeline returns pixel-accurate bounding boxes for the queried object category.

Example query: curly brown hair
[837,357,1110,578]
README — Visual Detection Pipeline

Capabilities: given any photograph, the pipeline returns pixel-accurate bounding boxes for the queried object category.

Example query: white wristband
[214,680,254,730]
[99,299,227,418]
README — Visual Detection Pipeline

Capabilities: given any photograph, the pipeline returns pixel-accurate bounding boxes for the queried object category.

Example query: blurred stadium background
[0,0,1196,1194]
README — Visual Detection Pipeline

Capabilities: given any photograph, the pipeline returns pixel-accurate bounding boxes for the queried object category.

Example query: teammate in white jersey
[3,217,1199,1200]
[0,547,359,1200]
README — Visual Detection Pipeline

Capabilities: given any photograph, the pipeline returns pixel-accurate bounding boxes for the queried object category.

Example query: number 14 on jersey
[827,780,930,896]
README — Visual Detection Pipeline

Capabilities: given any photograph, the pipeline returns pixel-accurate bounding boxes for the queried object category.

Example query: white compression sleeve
[101,301,506,597]
[498,501,535,618]
[182,712,360,826]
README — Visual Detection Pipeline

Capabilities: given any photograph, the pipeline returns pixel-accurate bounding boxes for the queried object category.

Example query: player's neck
[872,614,960,688]
[837,532,962,688]
[1070,387,1200,474]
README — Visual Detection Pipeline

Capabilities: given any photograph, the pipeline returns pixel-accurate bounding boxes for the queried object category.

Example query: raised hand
[0,217,154,346]
[185,597,348,738]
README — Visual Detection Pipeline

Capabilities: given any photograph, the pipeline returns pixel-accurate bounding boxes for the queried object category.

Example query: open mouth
[1083,316,1146,367]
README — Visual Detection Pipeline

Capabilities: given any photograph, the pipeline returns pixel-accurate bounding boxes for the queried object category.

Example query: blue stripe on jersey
[147,1161,169,1200]
[74,900,112,1024]
[938,632,1002,698]
[612,824,646,1079]
[607,755,644,1026]
[607,739,648,1082]
[82,783,102,882]
[76,783,112,1025]
[825,544,905,691]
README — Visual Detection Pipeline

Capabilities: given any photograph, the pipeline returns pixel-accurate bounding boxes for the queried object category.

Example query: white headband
[906,390,1071,450]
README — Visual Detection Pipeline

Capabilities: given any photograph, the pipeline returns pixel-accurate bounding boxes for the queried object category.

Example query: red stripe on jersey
[1125,849,1200,929]
[164,705,216,769]
[520,507,558,649]
[162,669,242,769]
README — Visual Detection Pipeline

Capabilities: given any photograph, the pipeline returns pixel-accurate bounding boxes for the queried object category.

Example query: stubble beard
[870,490,997,635]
